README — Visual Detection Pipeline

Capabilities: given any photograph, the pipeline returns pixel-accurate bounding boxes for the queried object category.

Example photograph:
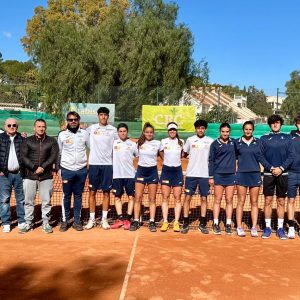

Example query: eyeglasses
[67,118,79,122]
[7,124,17,128]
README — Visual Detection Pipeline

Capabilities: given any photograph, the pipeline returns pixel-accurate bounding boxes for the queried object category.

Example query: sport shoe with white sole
[261,227,272,239]
[225,224,233,235]
[19,223,33,234]
[101,219,110,230]
[160,221,169,232]
[237,227,246,237]
[198,224,209,234]
[276,228,288,240]
[212,224,221,235]
[42,223,53,234]
[173,221,180,232]
[2,224,10,233]
[84,219,95,230]
[251,227,258,237]
[288,227,295,239]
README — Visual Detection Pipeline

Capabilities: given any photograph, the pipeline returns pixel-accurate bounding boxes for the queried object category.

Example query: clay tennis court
[1,158,300,299]
[1,227,300,300]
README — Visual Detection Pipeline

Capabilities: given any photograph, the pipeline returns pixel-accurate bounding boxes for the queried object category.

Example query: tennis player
[159,122,184,232]
[235,121,270,237]
[181,119,213,234]
[85,107,117,230]
[260,114,294,240]
[130,122,161,232]
[209,123,236,235]
[110,123,138,230]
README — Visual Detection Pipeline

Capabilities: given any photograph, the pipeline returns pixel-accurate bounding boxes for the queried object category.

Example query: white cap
[167,123,178,130]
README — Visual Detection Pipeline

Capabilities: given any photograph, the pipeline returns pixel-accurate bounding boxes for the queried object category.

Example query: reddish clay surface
[1,227,300,300]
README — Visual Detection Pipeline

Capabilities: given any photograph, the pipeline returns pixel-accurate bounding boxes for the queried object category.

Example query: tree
[200,105,237,123]
[221,84,246,98]
[23,0,196,119]
[21,0,129,59]
[119,0,193,110]
[246,86,272,117]
[281,70,300,118]
[0,60,36,83]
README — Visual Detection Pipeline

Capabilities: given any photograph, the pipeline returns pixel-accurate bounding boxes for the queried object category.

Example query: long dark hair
[167,122,183,147]
[137,122,154,148]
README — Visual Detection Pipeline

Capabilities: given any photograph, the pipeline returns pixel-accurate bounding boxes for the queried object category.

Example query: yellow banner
[142,105,196,132]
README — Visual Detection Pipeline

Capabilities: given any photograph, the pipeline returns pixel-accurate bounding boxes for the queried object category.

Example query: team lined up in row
[0,108,299,239]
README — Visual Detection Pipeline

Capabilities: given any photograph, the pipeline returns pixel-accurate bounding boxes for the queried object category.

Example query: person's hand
[272,167,282,177]
[21,132,27,138]
[35,167,44,174]
[0,171,4,176]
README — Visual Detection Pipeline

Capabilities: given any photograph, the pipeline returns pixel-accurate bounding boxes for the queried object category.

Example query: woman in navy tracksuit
[235,121,271,238]
[209,123,236,235]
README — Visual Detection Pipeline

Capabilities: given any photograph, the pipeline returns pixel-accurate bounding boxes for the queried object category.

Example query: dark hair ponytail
[175,132,183,147]
[137,122,154,148]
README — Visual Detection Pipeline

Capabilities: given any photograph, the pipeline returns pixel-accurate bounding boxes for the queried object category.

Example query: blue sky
[1,0,299,95]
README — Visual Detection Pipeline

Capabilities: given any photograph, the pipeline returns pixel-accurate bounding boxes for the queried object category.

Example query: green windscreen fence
[0,110,296,138]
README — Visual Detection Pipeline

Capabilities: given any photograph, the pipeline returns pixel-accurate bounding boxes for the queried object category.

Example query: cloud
[3,31,12,38]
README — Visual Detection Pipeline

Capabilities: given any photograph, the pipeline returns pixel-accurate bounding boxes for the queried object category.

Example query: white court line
[119,232,139,300]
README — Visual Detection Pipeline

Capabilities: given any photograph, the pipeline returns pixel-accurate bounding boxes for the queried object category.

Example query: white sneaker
[237,227,246,237]
[18,223,26,229]
[3,224,10,233]
[251,227,258,237]
[288,227,295,239]
[84,219,95,230]
[101,219,110,230]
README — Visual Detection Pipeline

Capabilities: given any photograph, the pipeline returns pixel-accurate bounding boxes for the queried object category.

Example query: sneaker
[251,227,258,237]
[276,228,288,240]
[149,221,157,232]
[288,227,295,239]
[129,220,140,231]
[101,219,110,230]
[59,221,69,232]
[72,222,83,231]
[198,224,209,234]
[84,219,95,230]
[160,221,169,232]
[261,227,272,239]
[237,227,246,237]
[111,219,124,229]
[225,224,233,235]
[42,223,53,234]
[180,223,189,234]
[212,224,221,235]
[173,221,180,232]
[123,220,131,230]
[2,224,10,233]
[19,223,32,234]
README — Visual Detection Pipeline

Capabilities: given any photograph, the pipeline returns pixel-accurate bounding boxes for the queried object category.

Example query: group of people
[0,107,299,240]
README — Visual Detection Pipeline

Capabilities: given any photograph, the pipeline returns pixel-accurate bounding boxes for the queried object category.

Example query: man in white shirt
[0,118,26,233]
[85,107,117,230]
[111,123,138,230]
[58,111,89,232]
[181,119,214,234]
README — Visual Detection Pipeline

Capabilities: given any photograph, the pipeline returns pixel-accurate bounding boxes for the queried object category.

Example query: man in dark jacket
[0,118,26,233]
[21,119,59,233]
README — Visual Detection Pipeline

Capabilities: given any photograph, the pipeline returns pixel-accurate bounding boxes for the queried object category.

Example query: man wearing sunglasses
[58,111,89,232]
[0,118,26,233]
